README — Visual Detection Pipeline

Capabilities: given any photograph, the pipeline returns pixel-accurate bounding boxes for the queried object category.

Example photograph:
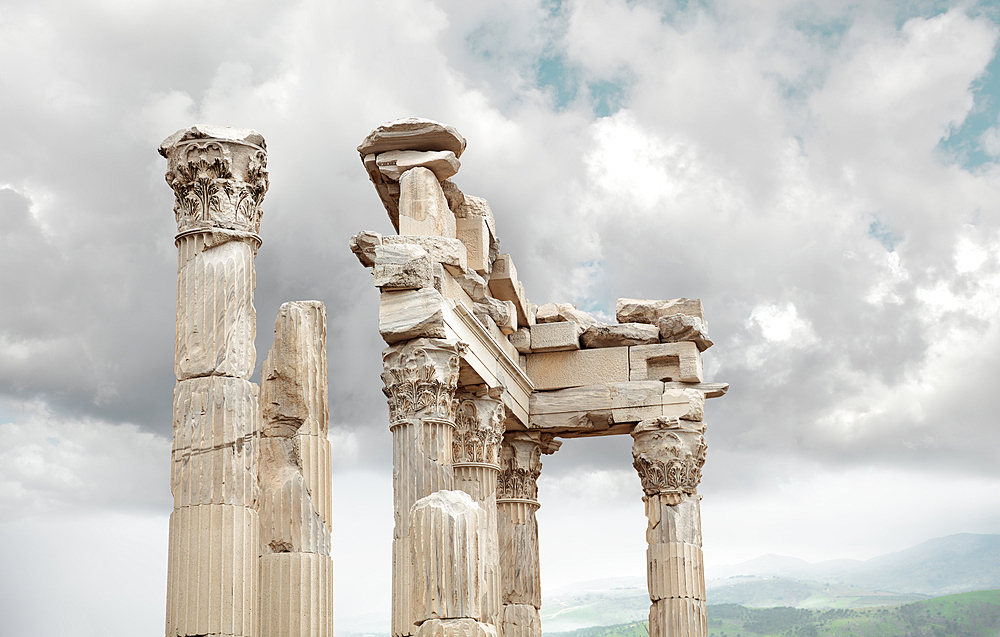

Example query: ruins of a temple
[159,119,726,637]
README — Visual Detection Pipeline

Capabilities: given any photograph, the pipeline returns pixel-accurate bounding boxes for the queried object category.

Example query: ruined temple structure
[157,118,726,637]
[351,119,728,637]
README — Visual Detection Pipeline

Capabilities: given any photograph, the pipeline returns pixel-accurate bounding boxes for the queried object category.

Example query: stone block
[659,313,713,351]
[358,117,467,158]
[526,347,629,391]
[377,149,460,181]
[535,303,597,330]
[529,385,612,432]
[510,327,531,354]
[610,381,664,423]
[349,230,382,268]
[617,297,705,325]
[581,323,660,348]
[457,216,490,276]
[399,167,456,238]
[529,321,580,353]
[374,243,433,290]
[416,619,497,637]
[474,297,516,335]
[384,234,467,274]
[379,288,447,344]
[630,342,703,383]
[454,195,498,269]
[662,387,705,421]
[488,254,530,327]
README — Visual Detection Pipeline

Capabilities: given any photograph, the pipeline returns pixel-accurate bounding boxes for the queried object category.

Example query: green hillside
[544,589,1000,637]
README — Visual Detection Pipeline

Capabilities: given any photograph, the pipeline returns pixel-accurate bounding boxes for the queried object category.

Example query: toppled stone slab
[377,149,460,182]
[358,118,467,158]
[529,321,580,353]
[379,288,447,344]
[659,313,713,351]
[383,235,467,273]
[374,244,432,290]
[617,298,705,325]
[349,230,382,268]
[581,323,660,348]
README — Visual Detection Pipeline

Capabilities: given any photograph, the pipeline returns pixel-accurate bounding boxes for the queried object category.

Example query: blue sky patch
[938,44,1000,169]
[869,219,903,251]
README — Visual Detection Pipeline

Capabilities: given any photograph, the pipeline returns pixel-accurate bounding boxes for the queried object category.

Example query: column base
[416,619,497,637]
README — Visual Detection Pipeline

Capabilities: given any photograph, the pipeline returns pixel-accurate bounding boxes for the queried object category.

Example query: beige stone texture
[415,619,497,637]
[384,234,468,274]
[488,254,530,327]
[629,342,703,383]
[610,381,665,423]
[581,323,660,348]
[259,552,335,637]
[535,303,598,330]
[474,297,517,335]
[658,313,713,351]
[349,230,382,268]
[358,118,467,158]
[454,267,488,302]
[379,288,448,344]
[528,321,581,353]
[528,382,677,434]
[510,327,531,354]
[375,243,434,290]
[526,347,629,391]
[499,604,541,637]
[457,216,490,276]
[410,490,483,622]
[617,298,705,325]
[165,504,259,637]
[377,149,461,182]
[175,232,257,380]
[399,167,457,238]
[454,195,498,272]
[662,387,705,422]
[648,598,707,637]
[441,179,466,210]
[171,377,258,508]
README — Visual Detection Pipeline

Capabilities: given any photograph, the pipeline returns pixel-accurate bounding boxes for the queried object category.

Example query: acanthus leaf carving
[453,395,504,465]
[381,339,464,423]
[631,418,707,500]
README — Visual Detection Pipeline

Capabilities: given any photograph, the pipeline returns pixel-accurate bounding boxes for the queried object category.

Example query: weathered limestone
[399,166,457,238]
[632,417,708,637]
[534,303,597,330]
[488,254,531,327]
[617,298,705,325]
[457,216,491,276]
[382,338,465,637]
[161,126,267,637]
[528,322,581,353]
[378,149,461,182]
[497,432,560,637]
[658,314,713,352]
[526,347,629,390]
[581,323,660,349]
[453,392,505,626]
[375,244,434,290]
[380,288,448,344]
[510,327,531,354]
[629,342,703,383]
[258,301,334,637]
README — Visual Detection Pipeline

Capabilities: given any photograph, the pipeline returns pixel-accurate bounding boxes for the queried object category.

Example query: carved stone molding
[453,392,505,466]
[497,432,561,502]
[631,417,707,503]
[381,338,466,423]
[159,125,269,235]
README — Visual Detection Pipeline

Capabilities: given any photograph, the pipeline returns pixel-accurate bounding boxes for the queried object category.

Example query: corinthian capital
[498,432,561,501]
[631,417,707,502]
[159,125,269,235]
[453,392,505,465]
[381,338,466,423]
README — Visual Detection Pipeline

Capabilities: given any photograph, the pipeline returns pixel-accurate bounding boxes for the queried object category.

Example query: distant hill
[709,533,1000,596]
[544,589,1000,637]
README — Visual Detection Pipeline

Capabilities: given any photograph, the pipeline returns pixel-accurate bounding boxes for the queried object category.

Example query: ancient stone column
[160,125,269,637]
[496,432,561,637]
[410,490,495,637]
[258,301,334,637]
[631,417,709,637]
[382,338,466,637]
[453,391,505,628]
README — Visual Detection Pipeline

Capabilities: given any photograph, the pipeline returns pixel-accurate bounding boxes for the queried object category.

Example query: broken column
[453,391,505,627]
[631,416,708,637]
[382,338,466,637]
[410,490,496,637]
[160,126,269,637]
[496,432,561,637]
[258,301,334,637]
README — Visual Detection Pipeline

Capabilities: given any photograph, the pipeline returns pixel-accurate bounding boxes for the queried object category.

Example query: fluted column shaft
[453,393,505,628]
[496,432,560,637]
[258,301,334,637]
[631,417,709,637]
[382,338,466,637]
[161,126,269,637]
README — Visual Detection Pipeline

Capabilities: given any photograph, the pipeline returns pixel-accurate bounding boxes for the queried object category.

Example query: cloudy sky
[2,0,1000,635]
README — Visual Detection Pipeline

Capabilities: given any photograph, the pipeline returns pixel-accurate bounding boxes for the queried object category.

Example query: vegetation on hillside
[544,589,1000,637]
